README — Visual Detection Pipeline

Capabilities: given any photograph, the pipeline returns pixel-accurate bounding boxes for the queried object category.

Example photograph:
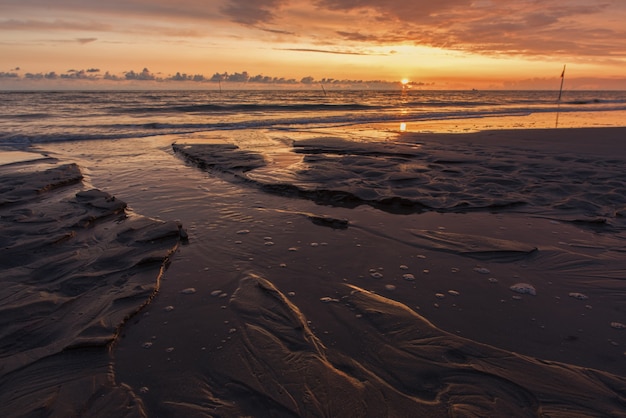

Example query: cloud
[259,27,295,35]
[334,30,407,44]
[23,72,59,79]
[316,1,625,58]
[61,69,100,79]
[277,47,384,56]
[221,0,287,25]
[208,1,624,62]
[335,31,380,43]
[0,18,112,32]
[2,1,222,22]
[124,68,156,81]
[448,4,625,58]
[0,66,413,88]
[5,63,624,90]
[77,38,97,44]
[166,72,207,82]
[313,0,474,25]
[2,0,625,69]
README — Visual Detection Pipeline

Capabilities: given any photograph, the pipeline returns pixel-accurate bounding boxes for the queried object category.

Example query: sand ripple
[408,229,538,261]
[161,273,626,417]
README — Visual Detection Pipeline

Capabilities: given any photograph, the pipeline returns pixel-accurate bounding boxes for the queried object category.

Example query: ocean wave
[1,90,625,146]
[4,105,625,146]
[565,98,626,105]
[0,113,52,120]
[121,102,377,114]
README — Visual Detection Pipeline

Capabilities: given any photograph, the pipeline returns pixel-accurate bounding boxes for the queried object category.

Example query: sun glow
[401,78,409,85]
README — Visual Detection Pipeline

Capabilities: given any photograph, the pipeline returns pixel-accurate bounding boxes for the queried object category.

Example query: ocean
[1,89,626,146]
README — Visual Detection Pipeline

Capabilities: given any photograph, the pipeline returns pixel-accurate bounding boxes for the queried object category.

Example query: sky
[1,0,626,89]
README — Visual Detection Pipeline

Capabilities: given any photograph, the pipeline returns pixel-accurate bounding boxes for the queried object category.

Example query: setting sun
[401,78,410,85]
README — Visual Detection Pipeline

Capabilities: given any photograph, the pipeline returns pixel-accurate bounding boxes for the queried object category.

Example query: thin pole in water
[320,83,327,96]
[555,65,566,128]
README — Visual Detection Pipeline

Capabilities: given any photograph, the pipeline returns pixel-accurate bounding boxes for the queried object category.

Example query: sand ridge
[173,127,626,225]
[0,158,183,417]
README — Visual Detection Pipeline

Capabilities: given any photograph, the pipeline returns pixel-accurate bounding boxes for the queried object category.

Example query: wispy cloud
[0,18,112,32]
[2,0,223,21]
[258,27,295,35]
[76,38,97,44]
[314,0,474,22]
[277,47,387,56]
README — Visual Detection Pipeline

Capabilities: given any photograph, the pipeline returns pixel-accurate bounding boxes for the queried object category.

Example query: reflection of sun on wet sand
[0,150,48,165]
[2,126,626,416]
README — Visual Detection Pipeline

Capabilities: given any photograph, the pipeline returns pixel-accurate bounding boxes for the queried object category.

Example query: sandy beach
[1,125,626,417]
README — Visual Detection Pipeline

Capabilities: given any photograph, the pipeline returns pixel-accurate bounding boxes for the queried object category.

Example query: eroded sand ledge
[172,127,626,221]
[0,159,183,417]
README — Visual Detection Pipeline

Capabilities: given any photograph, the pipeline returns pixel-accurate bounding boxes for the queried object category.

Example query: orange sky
[1,0,626,89]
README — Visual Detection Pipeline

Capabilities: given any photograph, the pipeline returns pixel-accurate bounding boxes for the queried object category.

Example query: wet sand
[1,126,626,417]
[0,156,185,416]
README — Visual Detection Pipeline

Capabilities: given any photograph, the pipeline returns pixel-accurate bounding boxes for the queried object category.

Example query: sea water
[1,90,626,146]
